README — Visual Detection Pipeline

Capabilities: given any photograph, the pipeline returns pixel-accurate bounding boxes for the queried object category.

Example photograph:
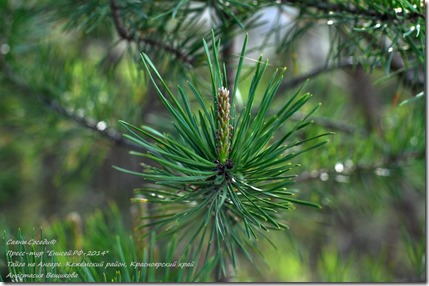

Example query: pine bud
[216,87,232,164]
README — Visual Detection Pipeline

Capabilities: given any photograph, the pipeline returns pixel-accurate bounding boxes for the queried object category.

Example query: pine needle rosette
[115,33,331,277]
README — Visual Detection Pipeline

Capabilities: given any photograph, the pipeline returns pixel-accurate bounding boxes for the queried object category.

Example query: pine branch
[275,0,424,92]
[377,34,425,92]
[296,150,424,182]
[280,48,423,95]
[336,26,425,92]
[1,60,145,152]
[280,0,425,21]
[109,0,194,65]
[109,0,133,40]
[215,11,235,283]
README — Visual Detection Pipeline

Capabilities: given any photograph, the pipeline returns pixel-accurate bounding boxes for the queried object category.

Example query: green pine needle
[116,31,330,278]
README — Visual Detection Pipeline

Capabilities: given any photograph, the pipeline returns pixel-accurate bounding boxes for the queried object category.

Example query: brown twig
[280,0,425,21]
[109,0,194,65]
[296,150,424,183]
[1,60,146,152]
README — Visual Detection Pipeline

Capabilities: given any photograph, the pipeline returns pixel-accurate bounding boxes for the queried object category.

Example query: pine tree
[0,0,425,282]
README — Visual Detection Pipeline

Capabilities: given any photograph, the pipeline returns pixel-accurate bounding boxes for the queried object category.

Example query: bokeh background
[0,0,425,282]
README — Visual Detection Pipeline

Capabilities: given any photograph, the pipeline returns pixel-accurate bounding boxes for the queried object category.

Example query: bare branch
[280,0,425,21]
[296,150,424,183]
[1,60,146,152]
[109,0,133,40]
[109,0,194,65]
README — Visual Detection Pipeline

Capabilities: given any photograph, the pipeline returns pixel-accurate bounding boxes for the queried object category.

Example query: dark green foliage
[114,33,330,278]
[276,1,425,75]
[0,0,425,282]
[2,204,198,282]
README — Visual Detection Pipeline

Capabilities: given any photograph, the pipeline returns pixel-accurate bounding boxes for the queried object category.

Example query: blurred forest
[0,0,426,282]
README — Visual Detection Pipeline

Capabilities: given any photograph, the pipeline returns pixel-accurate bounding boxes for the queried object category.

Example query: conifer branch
[280,52,423,95]
[1,60,145,151]
[109,0,194,65]
[296,150,424,182]
[280,0,425,21]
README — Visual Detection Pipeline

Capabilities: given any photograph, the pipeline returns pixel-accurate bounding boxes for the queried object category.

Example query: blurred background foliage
[0,0,425,282]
